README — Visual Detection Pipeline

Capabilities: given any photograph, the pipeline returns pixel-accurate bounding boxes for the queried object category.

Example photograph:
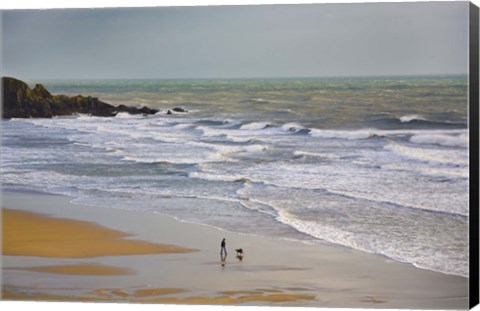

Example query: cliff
[2,77,159,118]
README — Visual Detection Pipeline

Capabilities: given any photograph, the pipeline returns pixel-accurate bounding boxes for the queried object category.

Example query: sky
[1,1,470,79]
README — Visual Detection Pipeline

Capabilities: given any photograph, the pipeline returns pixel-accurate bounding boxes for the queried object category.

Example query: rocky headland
[2,77,160,118]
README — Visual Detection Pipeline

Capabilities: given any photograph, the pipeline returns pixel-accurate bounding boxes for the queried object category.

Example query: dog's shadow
[220,248,245,268]
[235,248,245,261]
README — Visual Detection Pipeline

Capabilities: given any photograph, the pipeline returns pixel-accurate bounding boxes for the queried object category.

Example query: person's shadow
[220,253,227,269]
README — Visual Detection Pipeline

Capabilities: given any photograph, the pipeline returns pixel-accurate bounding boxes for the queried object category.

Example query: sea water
[1,76,469,277]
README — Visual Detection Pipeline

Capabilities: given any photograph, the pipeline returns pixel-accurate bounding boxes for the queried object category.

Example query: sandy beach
[1,189,469,308]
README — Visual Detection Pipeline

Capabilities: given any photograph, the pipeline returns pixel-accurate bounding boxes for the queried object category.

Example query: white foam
[120,144,223,165]
[173,123,193,130]
[114,112,144,119]
[75,114,103,121]
[309,128,382,140]
[309,128,469,149]
[278,211,468,277]
[241,184,469,277]
[281,122,306,132]
[382,162,469,179]
[1,170,71,189]
[224,135,253,143]
[189,141,268,160]
[189,171,244,182]
[196,125,226,137]
[240,144,268,153]
[239,122,271,130]
[400,114,425,123]
[410,132,468,148]
[293,150,340,160]
[247,98,269,104]
[384,143,468,167]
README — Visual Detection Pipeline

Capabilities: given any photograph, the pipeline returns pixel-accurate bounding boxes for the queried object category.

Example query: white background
[0,1,478,311]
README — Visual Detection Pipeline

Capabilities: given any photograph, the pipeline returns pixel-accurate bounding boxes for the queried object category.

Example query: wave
[121,155,221,165]
[240,184,468,277]
[192,141,268,159]
[239,144,268,154]
[276,209,468,277]
[189,171,251,183]
[380,115,467,129]
[239,122,273,130]
[194,121,408,143]
[196,121,281,143]
[384,143,468,167]
[281,123,311,135]
[309,128,387,140]
[400,114,426,123]
[119,143,225,164]
[382,161,469,179]
[366,114,467,130]
[114,112,146,119]
[173,123,194,130]
[240,97,270,104]
[409,132,468,148]
[193,119,234,127]
[230,120,467,143]
[309,126,468,144]
[293,150,340,160]
[224,135,257,143]
[196,125,227,137]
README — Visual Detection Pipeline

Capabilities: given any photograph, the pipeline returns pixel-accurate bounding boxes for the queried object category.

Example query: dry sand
[1,190,469,308]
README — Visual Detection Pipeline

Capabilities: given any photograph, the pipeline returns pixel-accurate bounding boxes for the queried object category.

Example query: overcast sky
[1,1,469,79]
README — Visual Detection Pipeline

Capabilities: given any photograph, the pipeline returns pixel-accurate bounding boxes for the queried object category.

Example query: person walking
[220,238,227,256]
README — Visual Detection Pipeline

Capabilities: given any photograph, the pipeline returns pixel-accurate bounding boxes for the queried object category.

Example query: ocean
[1,76,469,277]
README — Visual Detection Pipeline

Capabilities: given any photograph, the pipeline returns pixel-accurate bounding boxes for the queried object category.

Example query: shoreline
[1,189,469,308]
[2,187,468,279]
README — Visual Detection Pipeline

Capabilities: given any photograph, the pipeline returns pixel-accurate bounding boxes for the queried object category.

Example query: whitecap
[114,112,144,119]
[281,122,308,133]
[309,128,384,140]
[239,122,271,130]
[196,125,227,137]
[400,114,425,123]
[293,150,339,160]
[409,132,468,148]
[384,143,468,167]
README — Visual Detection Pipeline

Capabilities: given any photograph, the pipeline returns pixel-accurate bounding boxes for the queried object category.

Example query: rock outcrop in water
[2,77,159,118]
[166,107,189,115]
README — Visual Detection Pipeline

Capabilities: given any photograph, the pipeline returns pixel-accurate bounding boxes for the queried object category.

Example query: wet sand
[3,208,196,258]
[1,190,469,308]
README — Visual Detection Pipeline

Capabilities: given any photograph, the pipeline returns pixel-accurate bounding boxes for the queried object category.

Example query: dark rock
[172,107,188,113]
[2,77,159,119]
[116,104,159,116]
[32,84,54,99]
[2,77,53,118]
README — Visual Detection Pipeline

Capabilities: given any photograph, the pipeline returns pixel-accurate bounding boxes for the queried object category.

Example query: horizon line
[8,73,469,82]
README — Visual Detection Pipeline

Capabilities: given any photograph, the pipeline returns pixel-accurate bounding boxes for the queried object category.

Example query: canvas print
[1,1,477,309]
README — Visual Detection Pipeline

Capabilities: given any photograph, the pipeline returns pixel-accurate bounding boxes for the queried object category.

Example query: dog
[235,248,244,260]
